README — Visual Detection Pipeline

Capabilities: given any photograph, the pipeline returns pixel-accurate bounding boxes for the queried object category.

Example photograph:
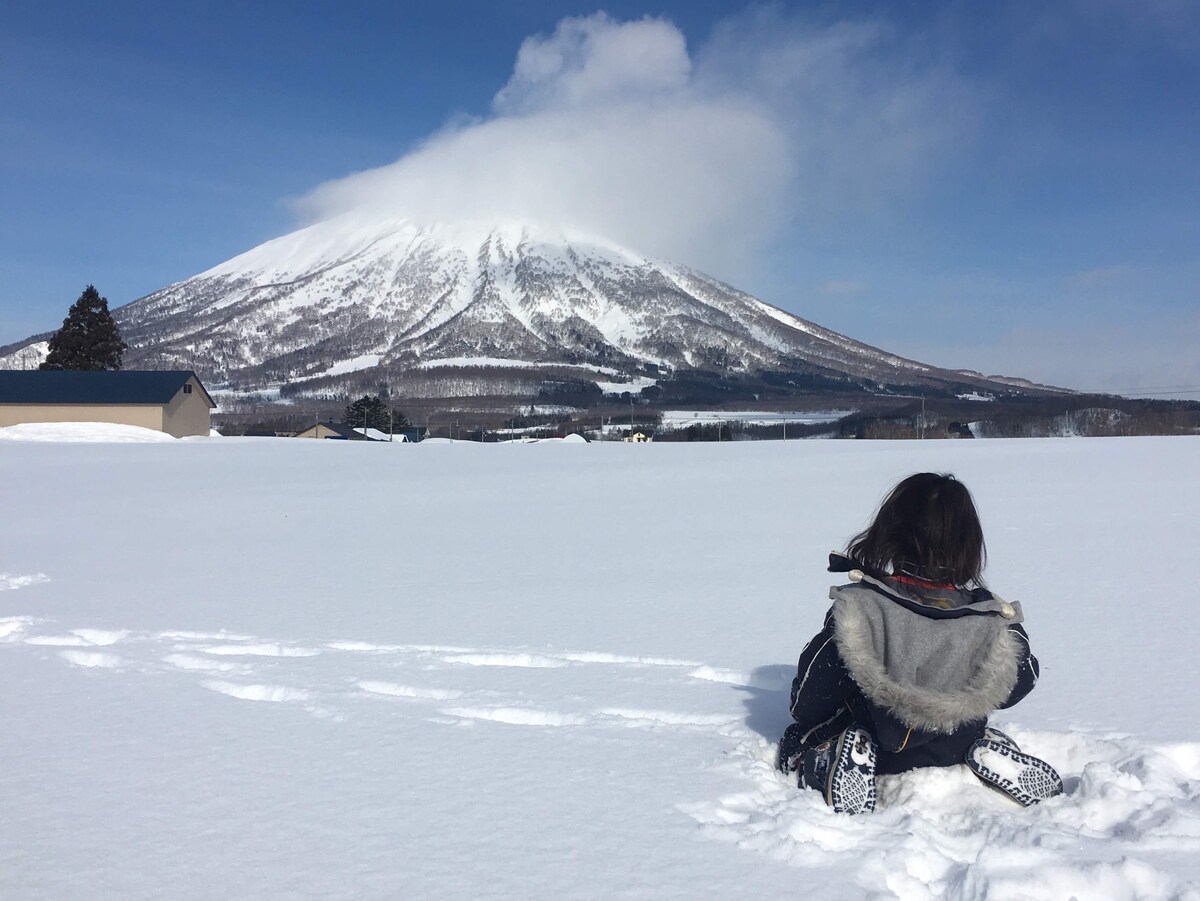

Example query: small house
[0,370,215,438]
[294,421,377,440]
[293,421,426,442]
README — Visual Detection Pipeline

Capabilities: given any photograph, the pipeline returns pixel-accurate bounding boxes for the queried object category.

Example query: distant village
[0,368,666,443]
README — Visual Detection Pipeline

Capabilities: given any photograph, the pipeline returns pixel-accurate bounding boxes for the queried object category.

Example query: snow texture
[1,434,1198,899]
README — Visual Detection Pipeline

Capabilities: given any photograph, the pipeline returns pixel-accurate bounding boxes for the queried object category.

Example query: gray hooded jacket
[830,570,1024,734]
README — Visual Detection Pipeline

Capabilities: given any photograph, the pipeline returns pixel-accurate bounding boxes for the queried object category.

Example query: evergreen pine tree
[40,285,128,371]
[344,395,408,432]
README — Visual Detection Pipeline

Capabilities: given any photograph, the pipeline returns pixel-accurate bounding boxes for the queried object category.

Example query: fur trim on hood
[830,574,1022,734]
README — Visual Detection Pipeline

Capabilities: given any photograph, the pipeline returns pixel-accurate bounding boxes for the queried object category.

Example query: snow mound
[0,422,176,442]
[0,572,50,591]
[683,726,1200,900]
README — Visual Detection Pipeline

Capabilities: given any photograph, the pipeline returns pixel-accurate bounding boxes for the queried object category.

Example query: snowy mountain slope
[0,215,1049,398]
[1,436,1198,899]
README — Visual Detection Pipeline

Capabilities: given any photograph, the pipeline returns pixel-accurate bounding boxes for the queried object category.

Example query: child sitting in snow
[778,472,1062,814]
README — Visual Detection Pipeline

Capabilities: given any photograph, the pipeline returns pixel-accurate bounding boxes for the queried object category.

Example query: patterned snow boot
[802,726,878,815]
[966,726,1063,807]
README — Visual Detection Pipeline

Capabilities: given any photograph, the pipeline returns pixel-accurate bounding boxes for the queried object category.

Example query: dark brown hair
[846,472,986,586]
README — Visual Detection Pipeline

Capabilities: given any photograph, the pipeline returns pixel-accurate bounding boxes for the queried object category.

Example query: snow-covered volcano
[5,216,1047,400]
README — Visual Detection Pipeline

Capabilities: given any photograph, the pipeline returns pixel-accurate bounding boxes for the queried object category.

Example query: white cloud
[295,10,972,283]
[493,13,691,114]
[693,9,973,219]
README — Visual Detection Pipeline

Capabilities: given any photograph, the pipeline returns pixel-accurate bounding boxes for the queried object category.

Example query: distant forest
[216,373,1200,440]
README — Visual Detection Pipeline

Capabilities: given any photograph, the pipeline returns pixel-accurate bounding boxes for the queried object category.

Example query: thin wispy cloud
[295,10,973,282]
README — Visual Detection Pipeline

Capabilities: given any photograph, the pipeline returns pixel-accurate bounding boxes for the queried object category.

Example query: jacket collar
[890,572,958,591]
[830,566,1022,623]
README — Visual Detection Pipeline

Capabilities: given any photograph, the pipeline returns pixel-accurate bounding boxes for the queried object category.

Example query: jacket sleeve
[788,610,854,738]
[998,623,1039,709]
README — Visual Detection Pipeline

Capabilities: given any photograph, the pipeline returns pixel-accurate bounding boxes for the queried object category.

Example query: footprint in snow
[192,642,321,657]
[440,706,590,727]
[0,617,39,642]
[201,680,310,703]
[0,572,50,591]
[325,641,406,652]
[18,622,759,740]
[440,652,569,668]
[60,650,124,669]
[357,681,464,701]
[598,708,743,730]
[160,630,254,641]
[25,634,95,647]
[71,628,129,646]
[163,653,247,673]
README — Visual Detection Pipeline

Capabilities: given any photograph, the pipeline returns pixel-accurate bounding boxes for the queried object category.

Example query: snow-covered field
[2,433,1198,900]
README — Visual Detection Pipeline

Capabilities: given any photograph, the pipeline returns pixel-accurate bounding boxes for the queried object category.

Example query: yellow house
[0,370,215,438]
[294,421,426,442]
[293,420,390,440]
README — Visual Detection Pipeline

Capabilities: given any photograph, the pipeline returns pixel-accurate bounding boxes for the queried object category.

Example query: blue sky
[2,1,1197,394]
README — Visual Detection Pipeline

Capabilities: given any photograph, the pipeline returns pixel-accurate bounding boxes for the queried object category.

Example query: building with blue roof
[0,370,215,437]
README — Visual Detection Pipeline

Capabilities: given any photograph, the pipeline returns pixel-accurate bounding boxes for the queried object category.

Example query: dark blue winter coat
[779,557,1039,775]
